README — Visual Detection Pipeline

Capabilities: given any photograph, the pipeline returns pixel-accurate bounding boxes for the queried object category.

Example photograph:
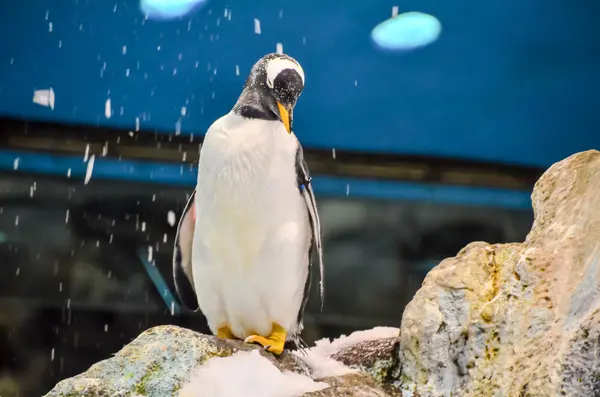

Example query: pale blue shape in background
[371,12,442,51]
[140,0,208,20]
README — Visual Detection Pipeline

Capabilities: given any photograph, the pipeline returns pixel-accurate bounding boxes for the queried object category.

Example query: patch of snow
[296,349,354,379]
[179,350,327,397]
[295,326,400,379]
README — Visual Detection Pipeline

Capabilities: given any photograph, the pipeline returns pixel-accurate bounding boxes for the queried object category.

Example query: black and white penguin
[173,53,324,355]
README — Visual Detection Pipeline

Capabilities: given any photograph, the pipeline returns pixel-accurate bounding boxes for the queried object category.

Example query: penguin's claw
[244,323,287,355]
[216,325,235,339]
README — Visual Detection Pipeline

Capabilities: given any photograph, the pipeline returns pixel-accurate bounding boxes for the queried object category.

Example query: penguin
[172,53,324,355]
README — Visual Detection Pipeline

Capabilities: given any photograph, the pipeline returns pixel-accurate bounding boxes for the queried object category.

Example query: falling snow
[33,88,55,109]
[254,18,261,34]
[104,99,112,118]
[168,211,176,226]
[84,155,95,185]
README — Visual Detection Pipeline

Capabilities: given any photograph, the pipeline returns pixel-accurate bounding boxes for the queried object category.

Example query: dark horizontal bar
[0,148,533,210]
[0,116,544,191]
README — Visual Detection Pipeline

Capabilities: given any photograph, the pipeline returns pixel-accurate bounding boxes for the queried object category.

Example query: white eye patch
[265,58,305,89]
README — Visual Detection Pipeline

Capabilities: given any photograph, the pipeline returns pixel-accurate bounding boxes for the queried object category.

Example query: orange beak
[277,102,291,133]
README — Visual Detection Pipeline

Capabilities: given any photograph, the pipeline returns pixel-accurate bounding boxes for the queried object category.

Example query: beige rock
[400,150,600,397]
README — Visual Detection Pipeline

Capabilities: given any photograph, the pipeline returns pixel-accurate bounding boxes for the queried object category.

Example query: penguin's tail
[284,334,310,356]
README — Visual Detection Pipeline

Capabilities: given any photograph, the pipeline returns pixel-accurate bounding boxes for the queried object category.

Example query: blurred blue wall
[0,0,598,167]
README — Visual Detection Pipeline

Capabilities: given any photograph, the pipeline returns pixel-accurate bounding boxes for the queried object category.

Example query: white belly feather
[191,112,311,339]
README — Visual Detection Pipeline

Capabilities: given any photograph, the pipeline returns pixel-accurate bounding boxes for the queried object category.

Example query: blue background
[0,0,598,167]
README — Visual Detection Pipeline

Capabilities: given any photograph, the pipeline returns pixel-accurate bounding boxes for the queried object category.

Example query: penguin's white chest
[192,114,311,339]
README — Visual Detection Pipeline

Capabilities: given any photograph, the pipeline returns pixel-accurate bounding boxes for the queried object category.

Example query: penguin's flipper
[172,189,200,311]
[295,144,325,318]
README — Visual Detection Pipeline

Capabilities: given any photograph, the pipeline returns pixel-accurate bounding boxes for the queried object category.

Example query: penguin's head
[236,53,305,134]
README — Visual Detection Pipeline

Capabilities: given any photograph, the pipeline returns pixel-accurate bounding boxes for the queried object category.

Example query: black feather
[294,143,325,337]
[172,190,200,311]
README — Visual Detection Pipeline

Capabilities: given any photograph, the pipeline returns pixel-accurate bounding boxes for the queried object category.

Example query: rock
[304,373,393,397]
[332,337,402,384]
[43,325,401,397]
[399,150,600,397]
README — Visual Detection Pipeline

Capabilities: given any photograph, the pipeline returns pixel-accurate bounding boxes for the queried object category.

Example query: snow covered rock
[399,150,600,397]
[42,325,401,397]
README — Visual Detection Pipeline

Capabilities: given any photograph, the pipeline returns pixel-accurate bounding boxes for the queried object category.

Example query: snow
[33,88,55,109]
[167,211,176,226]
[295,326,400,379]
[177,327,400,396]
[84,155,95,185]
[105,99,112,118]
[254,18,261,34]
[178,350,327,397]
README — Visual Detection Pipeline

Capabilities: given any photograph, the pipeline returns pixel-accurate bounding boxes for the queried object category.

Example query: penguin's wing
[295,144,325,316]
[172,190,200,311]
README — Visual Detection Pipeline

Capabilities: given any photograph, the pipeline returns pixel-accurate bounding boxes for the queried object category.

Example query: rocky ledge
[43,325,402,397]
[44,150,600,397]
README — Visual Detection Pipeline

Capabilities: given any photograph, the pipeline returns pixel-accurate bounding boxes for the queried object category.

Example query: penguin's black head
[234,53,305,134]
